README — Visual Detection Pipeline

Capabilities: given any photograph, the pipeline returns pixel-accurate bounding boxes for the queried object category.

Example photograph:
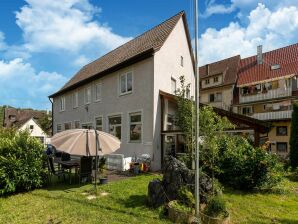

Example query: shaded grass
[0,174,169,224]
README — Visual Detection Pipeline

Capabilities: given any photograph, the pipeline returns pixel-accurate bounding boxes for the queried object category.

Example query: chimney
[257,45,263,65]
[206,64,209,75]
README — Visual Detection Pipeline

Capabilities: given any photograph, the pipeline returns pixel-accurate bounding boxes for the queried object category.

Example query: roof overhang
[237,73,297,87]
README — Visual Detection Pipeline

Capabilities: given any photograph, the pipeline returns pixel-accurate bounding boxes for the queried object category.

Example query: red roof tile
[237,43,298,86]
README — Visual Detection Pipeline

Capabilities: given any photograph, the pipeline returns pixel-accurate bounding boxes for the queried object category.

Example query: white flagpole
[194,0,200,221]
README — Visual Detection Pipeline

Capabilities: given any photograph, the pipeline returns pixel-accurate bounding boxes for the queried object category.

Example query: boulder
[148,156,212,207]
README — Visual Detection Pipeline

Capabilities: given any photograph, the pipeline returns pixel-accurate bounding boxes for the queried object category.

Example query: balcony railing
[249,110,293,120]
[239,87,292,103]
[203,101,231,111]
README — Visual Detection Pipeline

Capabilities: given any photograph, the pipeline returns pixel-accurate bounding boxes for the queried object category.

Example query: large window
[129,112,142,142]
[276,126,287,136]
[95,117,103,131]
[120,72,132,95]
[73,91,78,108]
[85,86,91,104]
[74,121,80,129]
[60,96,65,111]
[277,142,287,153]
[171,78,176,94]
[57,124,62,133]
[109,115,122,140]
[64,122,71,130]
[95,83,102,101]
[81,123,93,129]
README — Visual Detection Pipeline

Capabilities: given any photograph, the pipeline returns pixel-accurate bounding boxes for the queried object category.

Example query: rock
[147,179,166,207]
[147,156,212,207]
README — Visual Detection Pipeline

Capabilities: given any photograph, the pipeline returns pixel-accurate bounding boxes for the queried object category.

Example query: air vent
[271,64,280,70]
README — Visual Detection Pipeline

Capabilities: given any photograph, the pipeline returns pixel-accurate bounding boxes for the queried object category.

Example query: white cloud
[15,0,131,54]
[0,58,67,109]
[0,32,7,51]
[198,3,298,65]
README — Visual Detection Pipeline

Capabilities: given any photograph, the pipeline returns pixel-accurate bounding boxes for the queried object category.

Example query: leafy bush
[204,195,228,218]
[0,128,46,195]
[216,136,284,190]
[177,186,195,208]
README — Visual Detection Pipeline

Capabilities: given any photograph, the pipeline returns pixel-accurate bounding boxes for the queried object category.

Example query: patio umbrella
[51,129,121,189]
[50,129,120,156]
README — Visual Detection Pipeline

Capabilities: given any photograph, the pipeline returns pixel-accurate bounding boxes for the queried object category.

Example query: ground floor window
[64,122,71,130]
[129,112,142,142]
[81,123,94,129]
[277,142,287,153]
[109,115,121,140]
[95,117,103,131]
[74,121,80,129]
[57,124,62,133]
[35,136,45,144]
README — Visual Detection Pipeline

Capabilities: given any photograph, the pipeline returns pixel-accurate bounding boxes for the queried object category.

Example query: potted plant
[200,195,230,224]
[99,157,108,185]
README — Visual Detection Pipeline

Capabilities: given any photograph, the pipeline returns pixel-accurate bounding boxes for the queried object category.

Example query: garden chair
[79,157,93,185]
[47,155,69,184]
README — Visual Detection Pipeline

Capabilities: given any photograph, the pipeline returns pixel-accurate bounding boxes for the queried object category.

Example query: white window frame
[171,77,176,94]
[73,91,78,108]
[95,82,102,102]
[64,122,72,130]
[119,71,133,96]
[60,96,65,112]
[127,110,143,143]
[57,124,62,133]
[95,116,103,131]
[74,120,80,129]
[84,86,91,104]
[108,114,122,140]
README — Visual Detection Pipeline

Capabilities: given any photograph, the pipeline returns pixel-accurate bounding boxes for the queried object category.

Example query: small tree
[290,103,298,168]
[38,113,52,135]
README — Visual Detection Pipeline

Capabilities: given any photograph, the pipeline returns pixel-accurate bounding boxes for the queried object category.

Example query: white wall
[53,57,155,164]
[153,17,195,170]
[19,119,48,144]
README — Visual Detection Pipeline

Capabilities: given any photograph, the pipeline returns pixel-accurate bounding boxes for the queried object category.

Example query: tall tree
[290,102,298,168]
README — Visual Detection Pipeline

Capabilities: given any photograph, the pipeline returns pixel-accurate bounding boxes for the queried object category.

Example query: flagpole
[194,0,200,221]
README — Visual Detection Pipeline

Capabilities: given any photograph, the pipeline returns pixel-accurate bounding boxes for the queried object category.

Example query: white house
[49,11,195,170]
[18,118,49,145]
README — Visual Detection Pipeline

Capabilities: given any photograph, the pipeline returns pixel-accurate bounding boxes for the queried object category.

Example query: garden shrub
[204,195,227,218]
[0,128,46,195]
[216,136,284,190]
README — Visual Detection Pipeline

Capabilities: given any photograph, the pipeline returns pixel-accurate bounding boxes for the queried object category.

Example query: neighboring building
[234,44,298,156]
[49,11,195,170]
[160,90,271,160]
[199,55,240,111]
[3,107,49,145]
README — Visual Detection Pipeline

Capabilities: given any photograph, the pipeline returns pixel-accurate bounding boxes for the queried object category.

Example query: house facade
[3,107,49,144]
[199,55,240,111]
[234,44,298,156]
[49,12,195,170]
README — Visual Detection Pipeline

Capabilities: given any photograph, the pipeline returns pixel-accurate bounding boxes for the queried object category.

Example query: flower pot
[168,201,196,224]
[99,177,108,185]
[200,211,230,224]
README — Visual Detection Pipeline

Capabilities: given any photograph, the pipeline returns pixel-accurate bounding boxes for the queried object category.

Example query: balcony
[239,87,292,103]
[249,110,293,120]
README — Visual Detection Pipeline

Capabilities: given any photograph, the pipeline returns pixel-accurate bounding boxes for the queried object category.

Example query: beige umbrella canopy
[50,129,121,156]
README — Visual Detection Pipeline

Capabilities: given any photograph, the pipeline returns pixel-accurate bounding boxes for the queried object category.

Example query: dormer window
[9,115,16,122]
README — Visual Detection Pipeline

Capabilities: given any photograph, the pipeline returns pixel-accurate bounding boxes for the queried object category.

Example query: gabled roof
[237,43,298,86]
[50,11,191,98]
[3,107,45,128]
[199,55,240,87]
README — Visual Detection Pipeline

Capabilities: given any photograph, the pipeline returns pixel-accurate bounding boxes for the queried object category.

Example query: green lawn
[223,177,298,224]
[0,174,170,224]
[1,173,298,224]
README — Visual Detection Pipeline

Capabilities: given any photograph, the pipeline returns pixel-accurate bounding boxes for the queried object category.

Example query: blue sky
[0,0,298,110]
